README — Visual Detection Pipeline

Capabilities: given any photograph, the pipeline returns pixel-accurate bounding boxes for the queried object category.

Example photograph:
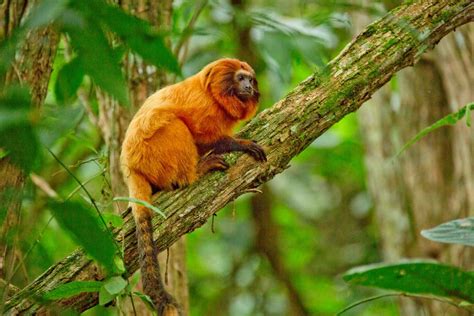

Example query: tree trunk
[353,2,473,315]
[4,1,473,313]
[0,0,58,307]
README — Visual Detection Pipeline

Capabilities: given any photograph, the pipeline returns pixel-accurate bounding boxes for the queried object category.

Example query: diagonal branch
[5,0,473,313]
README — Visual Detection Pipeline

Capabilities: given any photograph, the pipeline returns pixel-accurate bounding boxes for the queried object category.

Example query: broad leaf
[99,285,116,306]
[102,212,124,228]
[43,281,103,300]
[55,57,85,104]
[344,261,474,303]
[0,86,40,172]
[48,200,117,274]
[103,276,128,295]
[421,218,474,247]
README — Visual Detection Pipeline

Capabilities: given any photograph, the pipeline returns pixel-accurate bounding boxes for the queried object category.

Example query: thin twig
[31,173,58,198]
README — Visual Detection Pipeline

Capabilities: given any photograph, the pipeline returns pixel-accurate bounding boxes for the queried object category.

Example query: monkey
[120,58,266,315]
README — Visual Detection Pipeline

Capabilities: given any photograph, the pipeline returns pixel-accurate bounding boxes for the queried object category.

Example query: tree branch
[5,0,473,313]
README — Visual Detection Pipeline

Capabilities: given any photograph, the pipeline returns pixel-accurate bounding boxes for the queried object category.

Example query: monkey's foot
[197,154,229,176]
[240,140,267,162]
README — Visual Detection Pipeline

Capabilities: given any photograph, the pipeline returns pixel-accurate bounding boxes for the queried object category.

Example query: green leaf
[24,0,68,29]
[102,212,124,228]
[99,285,116,306]
[43,281,103,300]
[397,102,474,157]
[58,10,129,106]
[48,200,117,274]
[0,86,40,172]
[55,57,85,104]
[80,1,179,74]
[104,276,128,295]
[133,291,156,313]
[114,255,126,274]
[421,217,474,247]
[0,27,26,75]
[344,261,474,303]
[113,197,166,218]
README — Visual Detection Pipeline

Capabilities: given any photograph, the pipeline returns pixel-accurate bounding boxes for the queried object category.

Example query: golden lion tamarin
[120,58,266,315]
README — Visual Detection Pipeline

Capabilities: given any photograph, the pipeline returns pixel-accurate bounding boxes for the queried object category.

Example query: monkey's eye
[238,75,244,81]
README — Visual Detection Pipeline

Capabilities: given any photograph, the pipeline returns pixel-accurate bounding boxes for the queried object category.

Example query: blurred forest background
[0,0,472,315]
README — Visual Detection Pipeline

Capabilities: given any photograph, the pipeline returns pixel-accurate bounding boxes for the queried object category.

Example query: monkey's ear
[202,66,215,91]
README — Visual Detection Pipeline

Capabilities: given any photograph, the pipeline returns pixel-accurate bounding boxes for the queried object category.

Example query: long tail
[128,172,181,316]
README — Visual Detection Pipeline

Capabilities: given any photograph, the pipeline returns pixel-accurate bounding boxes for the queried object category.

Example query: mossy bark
[4,0,474,313]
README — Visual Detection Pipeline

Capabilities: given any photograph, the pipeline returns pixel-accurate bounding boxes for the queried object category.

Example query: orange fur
[121,58,264,315]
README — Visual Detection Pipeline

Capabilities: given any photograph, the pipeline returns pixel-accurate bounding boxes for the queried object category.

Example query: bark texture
[4,0,473,313]
[354,2,473,315]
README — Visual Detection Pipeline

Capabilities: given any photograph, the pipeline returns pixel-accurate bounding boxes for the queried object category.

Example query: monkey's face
[233,69,259,102]
[203,58,260,119]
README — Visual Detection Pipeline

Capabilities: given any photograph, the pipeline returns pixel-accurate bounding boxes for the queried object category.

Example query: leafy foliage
[1,0,179,106]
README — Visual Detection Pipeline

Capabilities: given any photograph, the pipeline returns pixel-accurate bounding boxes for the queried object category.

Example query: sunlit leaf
[102,212,124,228]
[344,261,474,303]
[421,218,474,247]
[43,281,103,300]
[99,285,116,306]
[48,200,117,274]
[104,276,128,295]
[114,256,126,274]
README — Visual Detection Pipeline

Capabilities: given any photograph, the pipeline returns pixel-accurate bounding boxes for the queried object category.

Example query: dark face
[234,70,259,102]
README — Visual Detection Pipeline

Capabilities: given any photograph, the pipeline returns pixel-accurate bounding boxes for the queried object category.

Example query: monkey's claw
[244,142,267,162]
[198,154,229,176]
